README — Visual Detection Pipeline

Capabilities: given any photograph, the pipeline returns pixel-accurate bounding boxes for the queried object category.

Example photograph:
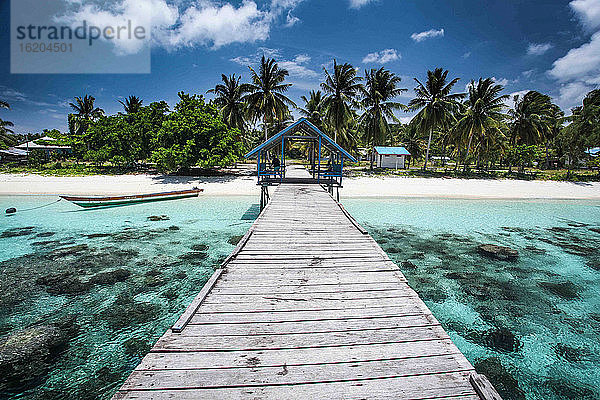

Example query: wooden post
[340,155,344,187]
[281,136,285,182]
[318,135,321,183]
[469,374,503,400]
[257,151,261,185]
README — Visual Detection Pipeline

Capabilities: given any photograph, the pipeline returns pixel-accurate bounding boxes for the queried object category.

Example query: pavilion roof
[244,118,357,162]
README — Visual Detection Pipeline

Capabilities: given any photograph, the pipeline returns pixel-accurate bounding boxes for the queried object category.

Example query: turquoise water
[0,195,257,399]
[344,198,600,400]
[1,196,599,399]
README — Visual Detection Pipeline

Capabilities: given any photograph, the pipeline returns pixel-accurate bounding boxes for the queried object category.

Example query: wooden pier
[114,171,500,399]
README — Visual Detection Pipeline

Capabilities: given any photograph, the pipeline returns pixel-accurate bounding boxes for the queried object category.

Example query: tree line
[2,56,599,176]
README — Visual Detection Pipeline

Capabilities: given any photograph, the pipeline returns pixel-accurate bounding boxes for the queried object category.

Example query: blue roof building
[373,146,411,169]
[586,147,600,157]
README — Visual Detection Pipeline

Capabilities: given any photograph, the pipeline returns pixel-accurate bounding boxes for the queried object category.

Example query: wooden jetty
[114,169,501,399]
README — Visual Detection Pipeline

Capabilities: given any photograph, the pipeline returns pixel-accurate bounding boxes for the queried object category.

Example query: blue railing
[258,162,285,183]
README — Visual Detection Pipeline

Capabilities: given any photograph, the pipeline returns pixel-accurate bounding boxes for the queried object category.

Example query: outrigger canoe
[60,188,203,208]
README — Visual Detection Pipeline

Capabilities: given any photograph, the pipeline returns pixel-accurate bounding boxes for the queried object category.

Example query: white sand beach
[2,172,600,199]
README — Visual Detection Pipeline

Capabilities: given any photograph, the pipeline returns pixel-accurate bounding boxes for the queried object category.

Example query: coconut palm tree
[508,91,554,145]
[400,122,425,167]
[543,104,565,168]
[69,95,104,133]
[359,68,406,168]
[0,101,16,149]
[0,120,16,149]
[245,56,296,141]
[69,95,104,152]
[300,90,326,129]
[119,96,143,114]
[454,78,508,171]
[321,60,363,145]
[208,74,252,134]
[408,68,465,170]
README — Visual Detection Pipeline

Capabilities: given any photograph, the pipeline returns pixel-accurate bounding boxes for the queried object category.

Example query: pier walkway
[114,172,499,399]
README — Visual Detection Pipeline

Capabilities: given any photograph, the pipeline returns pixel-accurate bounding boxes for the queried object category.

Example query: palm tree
[300,90,326,129]
[69,95,104,152]
[0,120,16,149]
[454,78,508,171]
[69,95,104,133]
[0,100,16,149]
[408,68,465,170]
[245,56,296,141]
[508,91,554,145]
[543,104,564,168]
[119,96,143,114]
[359,68,406,168]
[208,74,252,134]
[400,122,425,167]
[321,60,363,145]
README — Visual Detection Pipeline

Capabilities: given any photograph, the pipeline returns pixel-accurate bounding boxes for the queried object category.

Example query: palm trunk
[263,115,268,142]
[454,151,460,171]
[463,131,474,173]
[423,128,433,171]
[544,140,550,169]
[441,142,447,167]
[369,134,375,170]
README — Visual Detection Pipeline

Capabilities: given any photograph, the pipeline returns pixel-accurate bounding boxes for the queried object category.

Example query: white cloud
[411,28,445,42]
[258,47,282,58]
[522,69,535,78]
[349,0,377,9]
[549,32,600,81]
[271,0,304,9]
[527,42,553,56]
[56,0,302,54]
[230,51,318,79]
[230,47,283,67]
[362,48,400,64]
[285,11,300,27]
[492,77,510,86]
[55,0,176,55]
[0,86,69,110]
[0,87,28,103]
[505,90,531,109]
[462,51,471,59]
[556,81,591,109]
[294,54,311,63]
[546,3,600,110]
[570,0,600,31]
[230,56,253,66]
[164,1,272,49]
[279,54,319,78]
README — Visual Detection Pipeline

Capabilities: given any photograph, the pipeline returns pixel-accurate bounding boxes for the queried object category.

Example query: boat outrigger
[60,188,203,208]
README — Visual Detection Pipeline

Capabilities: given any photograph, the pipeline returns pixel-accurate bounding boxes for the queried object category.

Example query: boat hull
[60,189,202,208]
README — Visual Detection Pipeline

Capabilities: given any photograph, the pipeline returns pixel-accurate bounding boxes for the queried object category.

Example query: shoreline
[1,173,600,200]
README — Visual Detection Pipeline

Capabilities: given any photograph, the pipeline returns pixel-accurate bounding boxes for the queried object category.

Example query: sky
[1,0,600,135]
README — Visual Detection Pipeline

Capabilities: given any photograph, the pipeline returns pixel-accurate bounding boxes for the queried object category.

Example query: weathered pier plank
[114,180,494,399]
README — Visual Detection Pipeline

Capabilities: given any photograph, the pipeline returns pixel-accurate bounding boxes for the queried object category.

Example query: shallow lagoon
[0,195,257,399]
[345,198,600,400]
[0,195,599,399]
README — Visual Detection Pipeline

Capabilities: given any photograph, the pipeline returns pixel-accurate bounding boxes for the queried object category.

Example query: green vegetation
[408,68,464,170]
[245,56,296,142]
[321,60,363,147]
[0,100,16,149]
[1,56,599,180]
